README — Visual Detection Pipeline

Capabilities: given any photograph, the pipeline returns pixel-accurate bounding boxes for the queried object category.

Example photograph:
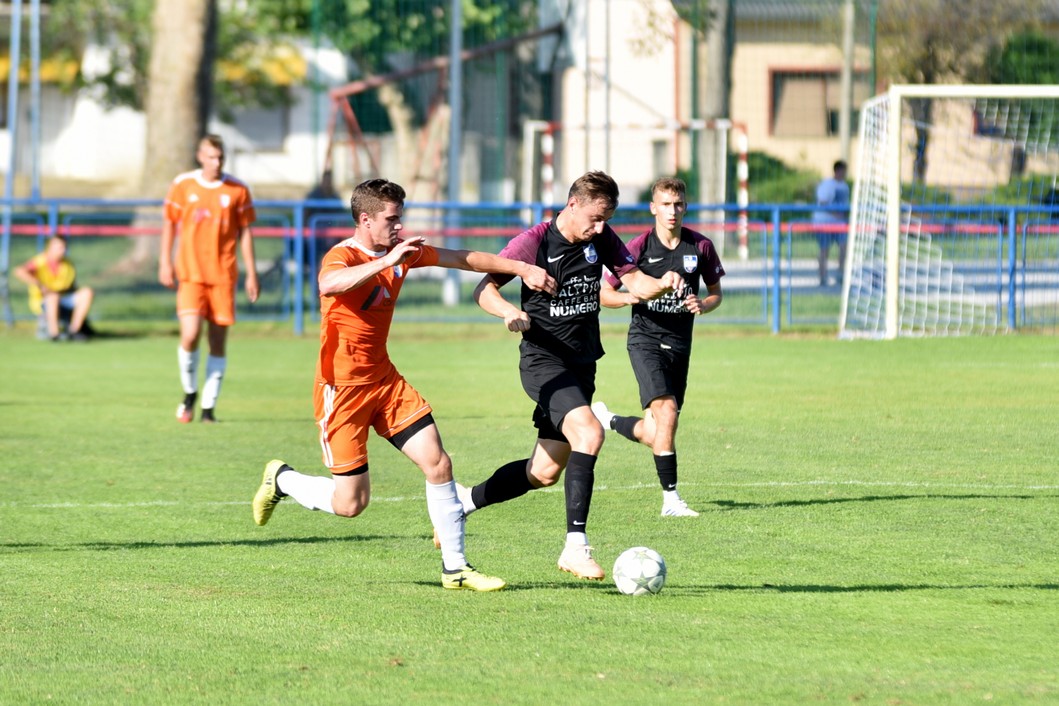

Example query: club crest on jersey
[394,265,403,277]
[683,254,698,273]
[582,244,598,264]
[220,194,231,208]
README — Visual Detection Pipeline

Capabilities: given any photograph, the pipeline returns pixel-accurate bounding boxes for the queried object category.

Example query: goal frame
[840,83,1059,339]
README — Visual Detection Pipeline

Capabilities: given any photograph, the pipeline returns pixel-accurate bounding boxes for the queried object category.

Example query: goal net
[839,85,1059,338]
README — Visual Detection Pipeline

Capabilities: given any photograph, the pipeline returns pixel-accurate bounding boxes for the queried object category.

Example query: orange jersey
[316,238,440,386]
[164,170,256,285]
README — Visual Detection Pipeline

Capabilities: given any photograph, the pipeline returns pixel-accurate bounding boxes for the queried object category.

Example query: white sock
[277,470,336,514]
[201,355,226,410]
[426,480,467,571]
[178,347,199,394]
[456,482,476,516]
[663,489,682,504]
[565,531,588,547]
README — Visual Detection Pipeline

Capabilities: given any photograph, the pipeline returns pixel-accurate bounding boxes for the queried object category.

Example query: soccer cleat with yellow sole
[252,459,289,526]
[442,565,507,592]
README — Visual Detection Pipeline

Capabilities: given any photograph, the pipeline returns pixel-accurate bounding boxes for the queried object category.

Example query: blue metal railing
[2,197,1057,334]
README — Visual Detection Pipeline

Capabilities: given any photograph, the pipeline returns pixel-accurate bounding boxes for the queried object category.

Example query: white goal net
[840,85,1059,338]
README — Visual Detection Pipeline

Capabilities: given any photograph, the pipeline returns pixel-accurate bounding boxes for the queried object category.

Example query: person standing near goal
[251,178,557,592]
[452,171,684,581]
[591,176,725,517]
[159,134,260,423]
[813,159,850,287]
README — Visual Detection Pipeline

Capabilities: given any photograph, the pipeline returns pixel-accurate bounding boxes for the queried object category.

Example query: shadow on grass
[665,582,1059,594]
[0,534,394,552]
[409,579,614,592]
[711,493,1057,511]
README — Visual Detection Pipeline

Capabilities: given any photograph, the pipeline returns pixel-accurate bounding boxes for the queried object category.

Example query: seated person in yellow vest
[14,235,95,341]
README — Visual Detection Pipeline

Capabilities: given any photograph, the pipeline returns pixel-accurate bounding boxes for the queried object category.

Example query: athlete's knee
[419,453,453,484]
[528,458,563,488]
[562,413,603,452]
[332,495,370,518]
[650,400,679,429]
[530,469,561,488]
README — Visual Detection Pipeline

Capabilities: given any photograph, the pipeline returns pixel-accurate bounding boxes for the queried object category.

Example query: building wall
[1,42,349,193]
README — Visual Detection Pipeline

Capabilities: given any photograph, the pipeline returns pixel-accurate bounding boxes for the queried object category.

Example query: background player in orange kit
[159,134,260,423]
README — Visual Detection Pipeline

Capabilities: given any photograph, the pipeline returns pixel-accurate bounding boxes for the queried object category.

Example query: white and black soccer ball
[612,546,666,595]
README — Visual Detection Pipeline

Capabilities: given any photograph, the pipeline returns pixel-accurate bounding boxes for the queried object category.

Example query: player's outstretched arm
[473,275,532,332]
[319,236,426,296]
[599,279,639,309]
[435,248,556,295]
[619,268,684,302]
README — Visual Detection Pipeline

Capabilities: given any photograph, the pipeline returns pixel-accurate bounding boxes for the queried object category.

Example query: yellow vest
[25,252,76,315]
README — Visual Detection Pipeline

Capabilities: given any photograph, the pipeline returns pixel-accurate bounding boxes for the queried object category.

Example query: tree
[46,0,536,189]
[876,0,1045,182]
[987,30,1059,85]
[45,0,291,121]
[141,0,216,200]
[133,0,216,270]
[984,31,1059,174]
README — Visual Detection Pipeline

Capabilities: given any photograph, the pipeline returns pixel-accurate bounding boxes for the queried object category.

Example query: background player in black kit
[453,171,684,581]
[593,176,724,517]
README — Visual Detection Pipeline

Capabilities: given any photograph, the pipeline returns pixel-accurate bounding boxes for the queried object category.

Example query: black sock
[565,451,597,534]
[470,459,533,509]
[612,415,639,442]
[654,453,678,491]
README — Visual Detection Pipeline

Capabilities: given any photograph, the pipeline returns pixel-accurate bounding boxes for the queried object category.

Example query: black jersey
[605,226,724,354]
[494,219,637,364]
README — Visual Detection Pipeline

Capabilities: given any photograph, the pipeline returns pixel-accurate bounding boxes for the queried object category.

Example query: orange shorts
[313,367,432,474]
[176,281,236,326]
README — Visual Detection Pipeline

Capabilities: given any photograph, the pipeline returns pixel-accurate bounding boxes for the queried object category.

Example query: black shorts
[628,343,690,410]
[520,345,596,442]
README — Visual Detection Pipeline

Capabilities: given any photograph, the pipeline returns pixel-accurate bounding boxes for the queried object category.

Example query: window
[771,70,871,137]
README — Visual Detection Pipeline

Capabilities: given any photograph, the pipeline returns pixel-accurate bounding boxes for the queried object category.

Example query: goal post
[840,84,1059,339]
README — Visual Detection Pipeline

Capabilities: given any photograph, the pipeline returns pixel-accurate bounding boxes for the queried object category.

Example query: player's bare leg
[200,322,228,423]
[69,287,94,337]
[401,423,505,591]
[594,395,698,516]
[175,313,204,423]
[647,398,697,517]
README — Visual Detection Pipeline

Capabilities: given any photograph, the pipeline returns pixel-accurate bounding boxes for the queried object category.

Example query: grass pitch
[1,322,1056,704]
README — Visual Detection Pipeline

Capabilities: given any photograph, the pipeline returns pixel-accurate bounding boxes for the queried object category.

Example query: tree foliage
[43,0,537,109]
[986,30,1059,85]
[43,0,297,116]
[876,0,1046,84]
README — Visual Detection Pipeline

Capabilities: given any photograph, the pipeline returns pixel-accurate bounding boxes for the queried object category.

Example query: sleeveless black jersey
[493,219,637,364]
[605,227,724,354]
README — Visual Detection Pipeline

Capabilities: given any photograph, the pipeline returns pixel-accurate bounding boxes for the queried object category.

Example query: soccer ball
[612,546,666,595]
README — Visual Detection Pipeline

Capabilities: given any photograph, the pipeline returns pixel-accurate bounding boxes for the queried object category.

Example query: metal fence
[2,198,1056,336]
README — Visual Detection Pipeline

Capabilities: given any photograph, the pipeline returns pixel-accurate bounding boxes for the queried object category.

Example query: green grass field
[2,322,1056,704]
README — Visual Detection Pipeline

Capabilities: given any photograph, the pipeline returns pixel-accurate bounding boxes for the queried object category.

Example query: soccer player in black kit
[455,171,684,580]
[593,176,725,517]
